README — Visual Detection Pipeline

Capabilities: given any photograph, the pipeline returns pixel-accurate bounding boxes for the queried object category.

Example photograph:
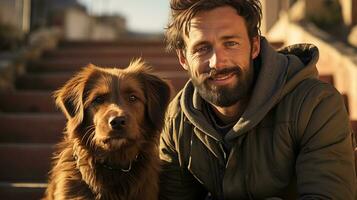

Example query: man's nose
[209,48,227,69]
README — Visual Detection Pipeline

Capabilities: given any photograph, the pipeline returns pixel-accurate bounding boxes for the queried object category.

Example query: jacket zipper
[244,134,254,200]
[217,141,227,200]
[224,136,253,199]
[188,135,204,185]
[246,174,254,200]
[221,142,237,200]
[218,142,227,162]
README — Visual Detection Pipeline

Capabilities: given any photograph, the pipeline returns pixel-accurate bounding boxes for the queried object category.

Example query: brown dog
[43,59,172,200]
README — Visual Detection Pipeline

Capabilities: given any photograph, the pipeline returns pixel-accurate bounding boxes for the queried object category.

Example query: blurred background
[0,0,356,199]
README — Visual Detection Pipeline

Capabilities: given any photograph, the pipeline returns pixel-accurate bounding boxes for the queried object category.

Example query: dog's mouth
[99,135,129,150]
[99,133,139,150]
[102,135,125,144]
[101,129,131,143]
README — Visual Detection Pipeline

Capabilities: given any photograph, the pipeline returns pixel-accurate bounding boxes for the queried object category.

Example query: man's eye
[195,46,210,54]
[225,41,239,47]
[128,95,138,103]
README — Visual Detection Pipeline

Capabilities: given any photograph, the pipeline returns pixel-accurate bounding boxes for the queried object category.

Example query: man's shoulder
[278,78,346,130]
[285,78,342,102]
[275,78,344,121]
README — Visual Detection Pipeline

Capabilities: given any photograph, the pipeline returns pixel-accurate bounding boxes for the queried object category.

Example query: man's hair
[165,0,262,52]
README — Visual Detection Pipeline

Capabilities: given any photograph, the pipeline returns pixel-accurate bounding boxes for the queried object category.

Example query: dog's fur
[43,59,171,200]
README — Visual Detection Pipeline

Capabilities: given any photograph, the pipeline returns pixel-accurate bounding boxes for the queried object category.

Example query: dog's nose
[109,116,126,130]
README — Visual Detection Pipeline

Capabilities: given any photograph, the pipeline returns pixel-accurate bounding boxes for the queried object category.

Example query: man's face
[178,6,260,107]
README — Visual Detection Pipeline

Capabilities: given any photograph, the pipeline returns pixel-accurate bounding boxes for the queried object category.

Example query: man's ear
[176,49,189,70]
[251,36,260,59]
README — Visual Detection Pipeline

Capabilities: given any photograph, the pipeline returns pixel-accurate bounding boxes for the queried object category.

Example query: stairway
[0,39,356,199]
[0,39,187,199]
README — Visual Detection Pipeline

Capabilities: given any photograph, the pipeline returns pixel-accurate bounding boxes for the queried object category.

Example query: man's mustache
[202,67,241,79]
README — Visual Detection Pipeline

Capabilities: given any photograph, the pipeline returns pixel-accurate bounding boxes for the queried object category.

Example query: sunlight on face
[179,6,260,107]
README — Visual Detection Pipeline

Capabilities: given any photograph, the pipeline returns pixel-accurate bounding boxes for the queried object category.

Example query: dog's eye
[128,95,138,103]
[93,95,105,105]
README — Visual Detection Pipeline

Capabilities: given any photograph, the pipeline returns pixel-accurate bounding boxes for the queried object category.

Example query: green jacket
[159,38,356,199]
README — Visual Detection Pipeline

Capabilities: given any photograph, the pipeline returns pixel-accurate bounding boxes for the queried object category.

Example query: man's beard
[190,60,254,107]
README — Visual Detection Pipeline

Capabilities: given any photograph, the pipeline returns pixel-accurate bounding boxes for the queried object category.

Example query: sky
[77,0,170,33]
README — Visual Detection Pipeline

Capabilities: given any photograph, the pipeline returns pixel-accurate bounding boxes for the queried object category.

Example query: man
[159,0,356,199]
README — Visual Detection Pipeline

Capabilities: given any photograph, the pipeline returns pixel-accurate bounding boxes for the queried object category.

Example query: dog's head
[54,58,172,153]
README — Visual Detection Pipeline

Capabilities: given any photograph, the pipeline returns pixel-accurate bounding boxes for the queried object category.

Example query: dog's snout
[109,116,127,130]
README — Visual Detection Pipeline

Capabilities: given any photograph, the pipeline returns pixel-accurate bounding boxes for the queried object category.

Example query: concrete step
[319,74,334,85]
[27,57,182,73]
[43,47,176,59]
[0,182,46,200]
[16,72,71,91]
[58,39,166,48]
[58,40,285,49]
[16,71,189,92]
[0,113,65,143]
[0,143,54,182]
[0,91,57,113]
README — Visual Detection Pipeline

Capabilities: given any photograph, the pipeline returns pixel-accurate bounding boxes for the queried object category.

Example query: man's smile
[209,72,236,85]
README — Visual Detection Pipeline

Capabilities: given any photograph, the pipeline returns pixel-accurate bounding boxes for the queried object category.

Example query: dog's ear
[142,73,172,131]
[53,64,96,122]
[127,58,173,131]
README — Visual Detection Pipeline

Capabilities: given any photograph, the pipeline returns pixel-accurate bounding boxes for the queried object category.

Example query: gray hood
[180,37,319,142]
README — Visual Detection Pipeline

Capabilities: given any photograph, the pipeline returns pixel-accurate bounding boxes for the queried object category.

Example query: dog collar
[73,153,138,172]
[99,154,140,172]
[72,144,140,173]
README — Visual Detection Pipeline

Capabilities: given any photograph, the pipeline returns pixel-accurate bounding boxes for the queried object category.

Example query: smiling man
[159,0,356,199]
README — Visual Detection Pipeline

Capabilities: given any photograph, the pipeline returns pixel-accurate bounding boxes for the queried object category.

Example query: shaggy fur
[43,59,172,200]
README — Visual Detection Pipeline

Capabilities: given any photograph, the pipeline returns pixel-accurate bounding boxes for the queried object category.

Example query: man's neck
[209,98,249,124]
